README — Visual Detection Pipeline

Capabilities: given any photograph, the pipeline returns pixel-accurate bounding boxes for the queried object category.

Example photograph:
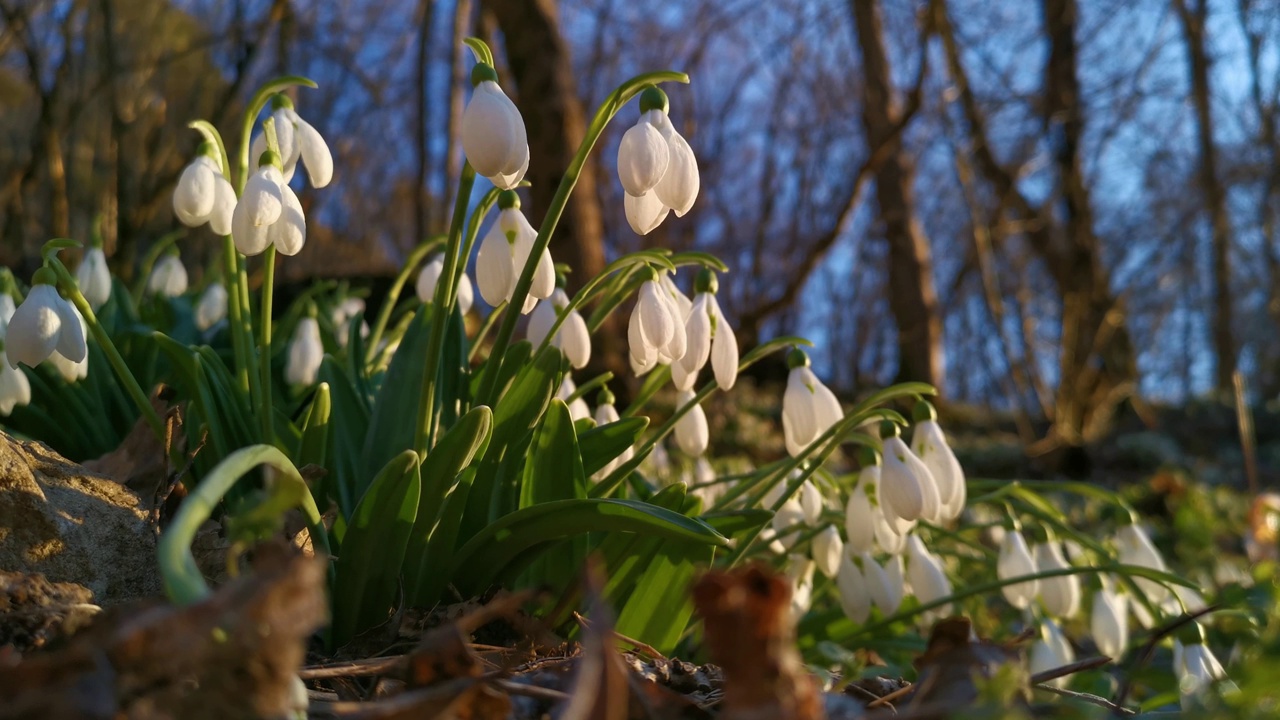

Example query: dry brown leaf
[908,616,1026,709]
[557,559,629,720]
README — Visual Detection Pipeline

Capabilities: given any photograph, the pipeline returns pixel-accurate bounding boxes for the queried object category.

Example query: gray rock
[0,432,161,604]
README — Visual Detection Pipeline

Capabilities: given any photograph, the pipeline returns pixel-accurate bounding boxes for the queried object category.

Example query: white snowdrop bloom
[282,105,334,189]
[285,316,323,386]
[1091,584,1128,660]
[416,254,475,315]
[6,280,85,369]
[812,525,843,579]
[651,112,700,217]
[490,145,529,190]
[997,529,1039,610]
[781,350,842,457]
[195,283,228,332]
[1114,523,1171,604]
[910,402,967,522]
[1030,619,1076,689]
[624,190,669,236]
[799,478,824,525]
[617,109,670,197]
[528,288,591,370]
[672,270,737,392]
[233,162,305,257]
[47,304,88,383]
[771,498,807,550]
[878,422,929,524]
[331,297,369,349]
[1035,540,1081,618]
[475,195,553,314]
[836,552,871,624]
[1176,638,1232,710]
[859,553,904,615]
[461,64,527,179]
[627,274,682,375]
[555,376,590,422]
[874,511,909,555]
[174,151,236,235]
[0,351,30,415]
[673,389,709,457]
[76,246,112,311]
[905,534,952,617]
[758,527,787,555]
[785,554,816,619]
[148,253,188,298]
[845,470,877,555]
[654,273,689,364]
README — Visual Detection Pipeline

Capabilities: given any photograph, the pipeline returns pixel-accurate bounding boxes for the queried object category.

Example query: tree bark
[849,0,945,392]
[1175,0,1236,394]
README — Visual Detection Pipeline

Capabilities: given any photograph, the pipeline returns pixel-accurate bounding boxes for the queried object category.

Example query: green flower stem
[468,301,506,362]
[236,76,317,192]
[48,259,165,440]
[158,444,330,606]
[221,236,252,394]
[364,236,445,364]
[236,254,262,406]
[413,164,477,456]
[258,245,277,444]
[475,71,690,407]
[565,371,614,403]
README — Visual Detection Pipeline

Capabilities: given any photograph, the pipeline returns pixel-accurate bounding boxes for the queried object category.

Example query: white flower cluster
[1,269,91,414]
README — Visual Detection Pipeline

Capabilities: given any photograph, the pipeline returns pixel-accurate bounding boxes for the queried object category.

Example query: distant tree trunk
[445,0,474,220]
[414,0,434,243]
[849,0,945,392]
[1175,0,1236,394]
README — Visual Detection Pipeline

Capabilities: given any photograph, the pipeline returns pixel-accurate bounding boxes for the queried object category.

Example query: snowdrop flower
[416,254,474,315]
[845,468,877,555]
[1091,581,1128,659]
[627,270,685,375]
[781,349,842,457]
[1035,539,1081,618]
[0,351,30,415]
[285,315,323,386]
[771,498,807,550]
[759,527,787,555]
[860,553,905,615]
[461,63,527,181]
[1175,633,1233,710]
[812,525,843,579]
[148,251,188,297]
[76,245,112,311]
[1030,619,1075,689]
[250,96,333,188]
[195,283,228,332]
[672,270,737,392]
[1114,522,1171,604]
[673,389,709,457]
[878,421,934,524]
[910,402,966,521]
[785,554,816,619]
[47,304,88,383]
[591,388,634,480]
[905,534,952,617]
[836,552,871,623]
[332,298,370,348]
[618,87,699,233]
[233,152,305,256]
[556,376,590,422]
[997,529,1039,610]
[7,273,86,369]
[173,145,235,235]
[528,287,591,369]
[475,192,553,314]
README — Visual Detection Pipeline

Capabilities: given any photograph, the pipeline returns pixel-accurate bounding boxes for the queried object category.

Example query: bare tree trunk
[414,0,435,244]
[849,0,944,392]
[1175,0,1236,394]
[444,0,473,222]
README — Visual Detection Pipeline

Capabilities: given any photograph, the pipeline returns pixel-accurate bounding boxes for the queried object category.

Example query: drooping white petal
[1035,541,1082,618]
[1115,524,1171,605]
[195,283,229,331]
[46,303,88,382]
[526,298,557,348]
[636,280,676,351]
[617,113,670,196]
[880,436,926,523]
[845,473,877,554]
[209,176,236,236]
[148,255,188,298]
[782,367,819,456]
[1030,619,1075,689]
[292,114,333,188]
[673,294,712,391]
[859,553,903,615]
[1091,587,1128,659]
[905,534,953,616]
[912,420,967,522]
[173,156,219,225]
[558,307,591,369]
[416,256,444,304]
[475,223,515,308]
[241,166,285,227]
[836,552,871,623]
[461,81,524,178]
[0,351,31,415]
[673,389,708,457]
[76,247,112,311]
[627,306,658,376]
[6,285,63,369]
[771,499,807,550]
[270,184,307,256]
[272,108,300,168]
[787,554,816,619]
[490,144,529,190]
[799,480,824,525]
[997,530,1039,610]
[812,525,843,579]
[654,125,699,216]
[285,317,323,386]
[708,296,738,390]
[624,190,670,235]
[456,273,474,315]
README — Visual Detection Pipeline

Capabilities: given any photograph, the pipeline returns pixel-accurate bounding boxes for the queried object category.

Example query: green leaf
[520,400,588,508]
[363,305,432,478]
[330,450,421,649]
[614,539,712,655]
[414,466,476,607]
[450,498,727,596]
[318,356,371,520]
[701,509,774,537]
[297,383,332,469]
[578,417,649,477]
[404,405,493,604]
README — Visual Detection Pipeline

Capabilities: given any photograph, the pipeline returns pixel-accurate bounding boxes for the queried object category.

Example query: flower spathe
[416,254,474,315]
[527,288,591,370]
[781,349,842,457]
[7,281,86,369]
[76,247,112,311]
[174,152,236,235]
[461,64,527,180]
[285,316,322,386]
[232,163,306,256]
[475,197,554,314]
[195,283,229,332]
[673,389,709,457]
[996,529,1038,610]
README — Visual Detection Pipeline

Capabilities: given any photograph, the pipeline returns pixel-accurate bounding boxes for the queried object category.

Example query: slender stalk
[365,236,445,364]
[468,301,506,362]
[475,71,690,406]
[221,236,251,393]
[414,164,476,455]
[258,245,277,443]
[49,260,165,440]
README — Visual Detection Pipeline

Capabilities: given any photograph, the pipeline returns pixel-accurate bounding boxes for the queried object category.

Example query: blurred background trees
[4,0,1280,459]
